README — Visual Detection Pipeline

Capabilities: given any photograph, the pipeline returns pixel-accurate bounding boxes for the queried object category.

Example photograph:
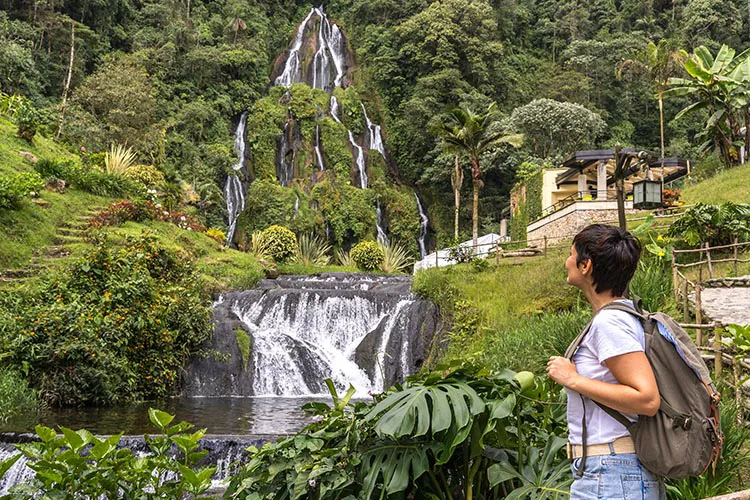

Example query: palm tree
[664,45,750,166]
[450,155,463,241]
[618,40,685,177]
[436,104,523,250]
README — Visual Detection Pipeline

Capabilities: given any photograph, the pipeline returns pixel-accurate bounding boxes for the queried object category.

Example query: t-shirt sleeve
[586,310,645,365]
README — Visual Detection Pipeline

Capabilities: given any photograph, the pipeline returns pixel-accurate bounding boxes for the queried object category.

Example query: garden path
[691,277,750,326]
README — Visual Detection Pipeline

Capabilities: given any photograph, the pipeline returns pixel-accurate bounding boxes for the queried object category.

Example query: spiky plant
[293,234,331,266]
[380,243,413,273]
[104,144,137,176]
[335,248,354,268]
[250,231,273,261]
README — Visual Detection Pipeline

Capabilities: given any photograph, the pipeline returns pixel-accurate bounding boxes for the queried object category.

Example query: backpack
[565,299,723,479]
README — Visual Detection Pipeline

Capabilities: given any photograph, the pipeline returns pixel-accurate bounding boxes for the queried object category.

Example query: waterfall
[415,193,429,259]
[348,130,367,188]
[314,124,325,171]
[277,122,295,187]
[184,274,439,398]
[224,112,248,245]
[293,195,300,218]
[312,8,331,91]
[330,96,342,123]
[362,104,386,157]
[275,8,317,87]
[376,202,389,246]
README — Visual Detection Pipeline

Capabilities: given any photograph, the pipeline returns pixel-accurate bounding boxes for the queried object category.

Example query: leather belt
[567,436,636,460]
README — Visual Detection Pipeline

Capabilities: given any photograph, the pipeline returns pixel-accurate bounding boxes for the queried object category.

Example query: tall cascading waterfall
[276,122,296,187]
[274,8,317,87]
[348,130,368,188]
[224,112,247,245]
[330,95,342,123]
[314,124,325,171]
[184,273,439,398]
[376,202,389,246]
[415,193,429,259]
[362,103,386,158]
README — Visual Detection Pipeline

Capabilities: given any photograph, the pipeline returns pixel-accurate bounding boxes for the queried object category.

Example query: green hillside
[0,116,77,176]
[681,163,750,205]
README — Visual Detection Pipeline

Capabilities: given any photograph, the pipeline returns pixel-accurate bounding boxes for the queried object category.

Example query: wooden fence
[672,239,750,406]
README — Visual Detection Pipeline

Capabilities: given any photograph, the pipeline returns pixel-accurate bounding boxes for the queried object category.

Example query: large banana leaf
[364,381,484,439]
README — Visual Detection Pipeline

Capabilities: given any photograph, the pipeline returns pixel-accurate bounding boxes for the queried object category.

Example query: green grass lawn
[681,163,750,205]
[0,117,78,176]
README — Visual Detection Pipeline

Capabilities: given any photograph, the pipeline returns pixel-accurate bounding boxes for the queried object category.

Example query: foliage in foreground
[0,367,38,423]
[0,233,212,406]
[666,202,750,247]
[224,363,571,499]
[0,409,214,499]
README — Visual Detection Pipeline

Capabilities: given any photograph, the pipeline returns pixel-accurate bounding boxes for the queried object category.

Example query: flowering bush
[351,241,385,271]
[662,188,681,207]
[204,227,226,244]
[89,200,206,232]
[3,234,211,405]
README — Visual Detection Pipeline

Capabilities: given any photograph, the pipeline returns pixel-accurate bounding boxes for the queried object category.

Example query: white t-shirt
[566,300,646,445]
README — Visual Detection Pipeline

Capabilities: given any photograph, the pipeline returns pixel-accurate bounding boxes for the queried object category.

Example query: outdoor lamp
[633,178,663,209]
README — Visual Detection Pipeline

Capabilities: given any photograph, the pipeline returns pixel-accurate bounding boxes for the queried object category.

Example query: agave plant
[293,234,331,266]
[104,144,137,176]
[335,248,353,267]
[380,242,413,273]
[249,231,273,261]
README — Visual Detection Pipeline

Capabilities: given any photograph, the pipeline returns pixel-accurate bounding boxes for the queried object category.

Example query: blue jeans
[570,453,665,499]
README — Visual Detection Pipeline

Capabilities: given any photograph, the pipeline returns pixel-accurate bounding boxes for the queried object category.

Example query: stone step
[53,234,85,245]
[0,268,34,278]
[57,227,87,237]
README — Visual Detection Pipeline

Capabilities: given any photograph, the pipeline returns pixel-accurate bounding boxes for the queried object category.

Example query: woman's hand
[546,356,580,389]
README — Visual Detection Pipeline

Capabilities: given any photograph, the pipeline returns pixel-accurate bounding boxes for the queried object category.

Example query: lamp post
[614,147,653,230]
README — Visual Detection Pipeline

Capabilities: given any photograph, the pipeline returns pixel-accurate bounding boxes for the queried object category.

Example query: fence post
[714,326,722,378]
[671,253,678,300]
[682,279,689,322]
[733,236,739,276]
[696,266,703,346]
[734,360,742,423]
[543,236,548,256]
[705,242,713,279]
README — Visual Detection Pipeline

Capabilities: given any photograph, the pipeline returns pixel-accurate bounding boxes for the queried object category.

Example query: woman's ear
[579,258,593,276]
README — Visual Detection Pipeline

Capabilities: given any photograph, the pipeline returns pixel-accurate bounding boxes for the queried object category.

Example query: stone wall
[526,202,636,245]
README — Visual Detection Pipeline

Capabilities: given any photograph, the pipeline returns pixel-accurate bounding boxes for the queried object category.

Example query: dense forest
[1,0,748,247]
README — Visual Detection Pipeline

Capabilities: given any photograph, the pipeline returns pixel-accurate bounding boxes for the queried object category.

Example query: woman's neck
[583,287,626,313]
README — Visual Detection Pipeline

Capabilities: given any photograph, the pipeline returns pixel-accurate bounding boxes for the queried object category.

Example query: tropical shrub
[260,225,298,263]
[225,364,569,499]
[89,200,206,232]
[0,409,214,499]
[13,96,40,142]
[293,233,331,266]
[33,158,135,197]
[666,202,750,246]
[0,171,43,209]
[205,227,226,244]
[123,163,166,187]
[1,234,211,405]
[335,248,353,267]
[0,367,38,422]
[351,241,385,271]
[380,242,412,273]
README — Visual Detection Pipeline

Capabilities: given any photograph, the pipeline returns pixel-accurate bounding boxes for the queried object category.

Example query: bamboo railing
[672,239,750,404]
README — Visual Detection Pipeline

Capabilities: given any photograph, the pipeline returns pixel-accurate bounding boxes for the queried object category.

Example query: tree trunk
[471,155,481,252]
[615,147,627,230]
[56,21,75,140]
[745,109,750,164]
[472,180,479,252]
[453,155,461,241]
[658,89,665,183]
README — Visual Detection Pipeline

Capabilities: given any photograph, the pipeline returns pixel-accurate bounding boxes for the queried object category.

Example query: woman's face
[565,244,588,289]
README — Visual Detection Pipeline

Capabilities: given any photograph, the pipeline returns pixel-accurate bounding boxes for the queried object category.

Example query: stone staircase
[0,206,104,286]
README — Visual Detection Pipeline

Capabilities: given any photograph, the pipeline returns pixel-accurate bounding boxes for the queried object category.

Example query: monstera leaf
[360,442,440,497]
[364,381,485,439]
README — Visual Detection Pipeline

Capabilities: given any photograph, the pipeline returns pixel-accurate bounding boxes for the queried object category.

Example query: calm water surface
[1,397,333,435]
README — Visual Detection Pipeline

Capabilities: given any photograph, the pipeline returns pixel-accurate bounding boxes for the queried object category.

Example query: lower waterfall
[184,273,439,398]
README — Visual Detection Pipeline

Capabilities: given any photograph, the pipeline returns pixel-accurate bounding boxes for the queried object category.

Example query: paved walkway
[691,278,750,326]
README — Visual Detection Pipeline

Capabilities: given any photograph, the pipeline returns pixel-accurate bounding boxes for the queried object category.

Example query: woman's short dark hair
[573,224,642,296]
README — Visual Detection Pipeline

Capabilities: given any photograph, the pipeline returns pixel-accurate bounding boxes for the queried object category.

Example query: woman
[546,224,664,499]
